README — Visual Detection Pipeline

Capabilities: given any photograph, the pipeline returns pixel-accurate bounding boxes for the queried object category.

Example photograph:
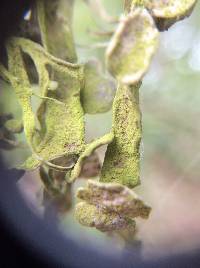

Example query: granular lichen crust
[131,0,197,31]
[5,41,37,150]
[75,180,150,232]
[75,201,136,232]
[145,0,197,19]
[100,83,142,188]
[106,7,159,85]
[77,180,151,219]
[1,37,85,170]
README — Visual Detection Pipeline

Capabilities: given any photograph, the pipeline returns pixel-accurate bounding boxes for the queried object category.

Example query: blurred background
[0,0,200,260]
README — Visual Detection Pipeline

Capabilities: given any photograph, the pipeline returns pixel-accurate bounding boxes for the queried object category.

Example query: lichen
[75,180,150,231]
[75,202,136,232]
[77,180,151,219]
[106,8,159,85]
[100,83,142,188]
[0,0,197,236]
[5,41,37,150]
[0,37,85,170]
[131,0,198,31]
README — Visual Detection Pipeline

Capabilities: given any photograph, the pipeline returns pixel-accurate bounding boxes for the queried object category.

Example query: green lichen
[106,8,159,85]
[75,179,150,232]
[75,201,136,232]
[100,83,142,188]
[5,41,37,149]
[131,0,197,31]
[145,0,197,19]
[0,0,197,236]
[81,61,116,114]
[77,180,151,219]
[0,37,85,170]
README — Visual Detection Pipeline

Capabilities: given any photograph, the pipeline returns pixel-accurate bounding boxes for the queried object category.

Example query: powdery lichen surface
[100,83,142,188]
[106,7,159,85]
[131,0,197,30]
[75,180,150,232]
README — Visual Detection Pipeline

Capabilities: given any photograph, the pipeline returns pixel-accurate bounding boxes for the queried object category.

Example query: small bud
[75,180,150,231]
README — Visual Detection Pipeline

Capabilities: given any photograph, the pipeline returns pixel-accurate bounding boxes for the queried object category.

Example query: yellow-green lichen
[106,8,159,85]
[77,180,151,219]
[131,0,198,31]
[75,201,136,232]
[5,40,37,149]
[75,179,150,232]
[100,83,142,188]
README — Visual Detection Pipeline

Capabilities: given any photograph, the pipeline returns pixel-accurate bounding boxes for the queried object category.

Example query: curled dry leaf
[131,0,197,31]
[75,180,150,232]
[106,7,159,85]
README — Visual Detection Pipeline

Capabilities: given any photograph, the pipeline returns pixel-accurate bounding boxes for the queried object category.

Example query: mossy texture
[100,83,142,188]
[131,0,197,31]
[106,8,159,85]
[77,180,151,219]
[0,0,197,234]
[1,37,85,170]
[75,180,150,231]
[6,41,37,150]
[75,201,136,232]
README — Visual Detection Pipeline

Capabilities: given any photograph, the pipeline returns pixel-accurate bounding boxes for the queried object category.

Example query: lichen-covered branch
[75,180,150,231]
[0,0,197,238]
[100,83,142,188]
